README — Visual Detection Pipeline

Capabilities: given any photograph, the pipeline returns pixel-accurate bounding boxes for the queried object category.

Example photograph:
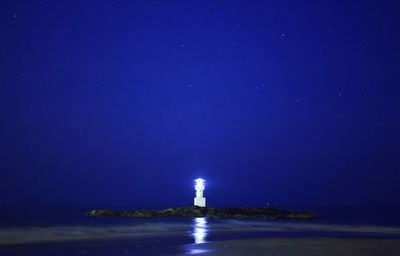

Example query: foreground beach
[2,236,400,255]
[181,238,400,256]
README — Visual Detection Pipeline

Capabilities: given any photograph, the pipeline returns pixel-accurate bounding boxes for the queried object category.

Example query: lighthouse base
[194,197,206,207]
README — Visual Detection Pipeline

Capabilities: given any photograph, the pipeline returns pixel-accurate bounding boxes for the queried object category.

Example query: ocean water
[0,206,399,255]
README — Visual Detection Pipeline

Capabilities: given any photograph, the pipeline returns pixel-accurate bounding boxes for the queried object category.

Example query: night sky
[1,0,399,209]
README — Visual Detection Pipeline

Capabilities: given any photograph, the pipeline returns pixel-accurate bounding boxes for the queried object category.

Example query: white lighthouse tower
[194,178,206,207]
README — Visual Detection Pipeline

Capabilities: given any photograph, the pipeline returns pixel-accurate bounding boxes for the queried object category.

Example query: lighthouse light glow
[195,178,204,187]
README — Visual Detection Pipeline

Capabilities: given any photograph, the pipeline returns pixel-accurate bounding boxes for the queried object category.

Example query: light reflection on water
[192,217,207,244]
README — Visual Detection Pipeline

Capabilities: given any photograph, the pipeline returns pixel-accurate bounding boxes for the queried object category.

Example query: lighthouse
[194,178,206,207]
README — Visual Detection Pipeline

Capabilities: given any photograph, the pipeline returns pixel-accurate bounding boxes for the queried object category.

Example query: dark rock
[87,206,318,220]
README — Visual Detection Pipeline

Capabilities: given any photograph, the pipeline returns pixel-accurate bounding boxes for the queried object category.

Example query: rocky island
[87,206,316,220]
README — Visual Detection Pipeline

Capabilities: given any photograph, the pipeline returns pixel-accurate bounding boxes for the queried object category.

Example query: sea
[0,206,399,255]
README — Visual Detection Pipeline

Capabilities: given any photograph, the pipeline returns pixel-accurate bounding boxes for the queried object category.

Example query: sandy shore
[181,238,400,256]
[2,236,400,255]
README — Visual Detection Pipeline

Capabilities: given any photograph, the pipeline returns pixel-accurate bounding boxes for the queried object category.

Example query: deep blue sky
[1,0,399,209]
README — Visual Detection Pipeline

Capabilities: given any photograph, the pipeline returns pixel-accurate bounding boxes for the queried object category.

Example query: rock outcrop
[87,206,316,220]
